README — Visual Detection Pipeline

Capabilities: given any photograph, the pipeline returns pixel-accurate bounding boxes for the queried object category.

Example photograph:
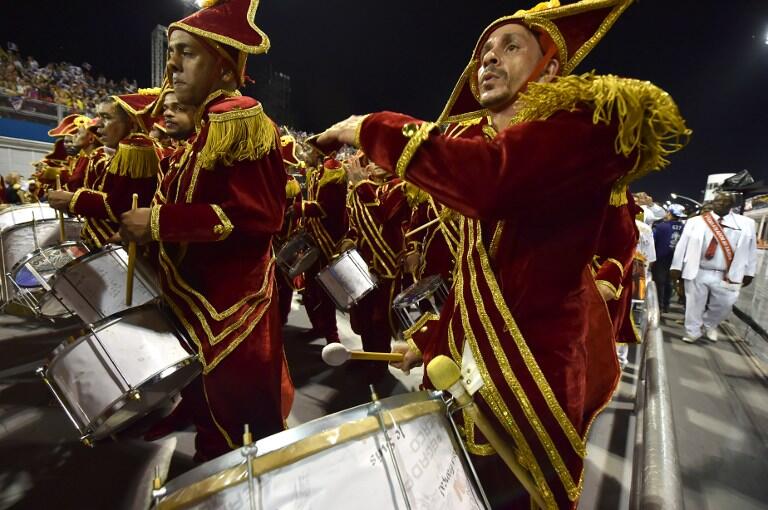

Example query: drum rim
[161,390,446,499]
[158,396,448,509]
[42,353,200,439]
[392,274,446,306]
[0,217,81,236]
[41,303,201,438]
[8,241,88,280]
[47,243,156,298]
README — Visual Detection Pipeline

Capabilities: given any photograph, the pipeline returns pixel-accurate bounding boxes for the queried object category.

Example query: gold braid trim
[210,204,234,241]
[404,182,430,208]
[197,105,277,170]
[396,122,438,178]
[512,73,691,206]
[108,141,160,179]
[150,204,162,241]
[317,167,346,189]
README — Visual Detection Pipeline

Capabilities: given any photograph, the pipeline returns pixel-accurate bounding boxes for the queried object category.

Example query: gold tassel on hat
[197,104,277,170]
[108,140,161,179]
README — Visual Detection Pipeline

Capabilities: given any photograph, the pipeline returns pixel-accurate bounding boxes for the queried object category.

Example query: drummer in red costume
[318,0,690,507]
[32,115,80,198]
[275,133,305,325]
[592,189,643,350]
[62,116,103,193]
[341,159,412,382]
[48,91,161,249]
[292,155,347,343]
[119,0,294,461]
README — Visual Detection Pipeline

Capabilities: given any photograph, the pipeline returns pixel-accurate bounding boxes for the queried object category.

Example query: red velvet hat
[48,114,89,137]
[113,88,162,134]
[439,0,632,123]
[323,157,342,171]
[169,0,270,86]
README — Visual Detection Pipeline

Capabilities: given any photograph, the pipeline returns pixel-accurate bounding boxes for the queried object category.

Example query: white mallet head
[321,343,351,366]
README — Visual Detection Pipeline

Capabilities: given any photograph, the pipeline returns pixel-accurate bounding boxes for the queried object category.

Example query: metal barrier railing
[0,93,69,125]
[631,281,684,510]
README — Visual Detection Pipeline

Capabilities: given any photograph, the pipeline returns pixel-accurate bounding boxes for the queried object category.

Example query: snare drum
[5,241,89,318]
[0,204,82,303]
[38,303,201,444]
[49,244,160,325]
[316,249,377,310]
[392,275,449,332]
[276,230,319,278]
[153,391,486,510]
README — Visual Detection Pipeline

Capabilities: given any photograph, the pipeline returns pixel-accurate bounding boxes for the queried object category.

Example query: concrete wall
[0,136,52,180]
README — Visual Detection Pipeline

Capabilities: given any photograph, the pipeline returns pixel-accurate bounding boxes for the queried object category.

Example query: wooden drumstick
[405,217,440,238]
[56,175,65,243]
[321,343,404,366]
[427,355,547,510]
[125,193,138,307]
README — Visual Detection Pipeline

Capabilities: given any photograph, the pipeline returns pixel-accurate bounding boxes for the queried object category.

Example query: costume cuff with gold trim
[596,279,623,300]
[153,203,234,242]
[350,180,380,206]
[595,258,625,290]
[295,200,326,219]
[68,188,118,222]
[402,311,440,356]
[358,112,438,180]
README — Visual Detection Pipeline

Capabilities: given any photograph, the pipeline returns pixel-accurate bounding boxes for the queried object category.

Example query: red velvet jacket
[150,91,287,375]
[68,135,159,249]
[593,192,642,343]
[347,178,410,279]
[292,163,348,261]
[359,108,629,508]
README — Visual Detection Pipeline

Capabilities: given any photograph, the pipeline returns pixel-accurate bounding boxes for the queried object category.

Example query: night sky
[3,0,767,200]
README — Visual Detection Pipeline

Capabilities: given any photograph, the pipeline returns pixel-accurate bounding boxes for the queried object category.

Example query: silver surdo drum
[152,391,486,510]
[0,203,82,305]
[276,230,319,278]
[316,249,377,311]
[392,275,449,332]
[38,303,201,444]
[7,241,89,318]
[49,244,160,325]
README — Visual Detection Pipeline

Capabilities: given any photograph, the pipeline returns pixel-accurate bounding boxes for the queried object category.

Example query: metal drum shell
[316,249,377,311]
[38,302,201,442]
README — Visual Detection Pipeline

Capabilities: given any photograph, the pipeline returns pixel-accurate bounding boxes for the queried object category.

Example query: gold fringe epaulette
[108,135,161,179]
[513,72,692,206]
[317,166,346,189]
[285,178,302,198]
[197,104,277,170]
[404,182,429,207]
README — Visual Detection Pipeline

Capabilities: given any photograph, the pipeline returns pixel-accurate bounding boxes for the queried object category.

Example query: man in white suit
[670,193,757,343]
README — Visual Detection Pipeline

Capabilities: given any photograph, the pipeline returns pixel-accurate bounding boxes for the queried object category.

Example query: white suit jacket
[671,212,757,283]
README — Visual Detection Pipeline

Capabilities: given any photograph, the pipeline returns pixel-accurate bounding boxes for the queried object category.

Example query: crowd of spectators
[0,44,137,117]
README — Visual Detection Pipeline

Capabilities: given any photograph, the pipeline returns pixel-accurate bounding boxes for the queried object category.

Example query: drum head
[11,243,88,289]
[393,275,446,307]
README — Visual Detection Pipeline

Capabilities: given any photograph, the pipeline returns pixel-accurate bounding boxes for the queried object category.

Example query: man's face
[711,194,733,216]
[476,24,545,111]
[96,101,132,149]
[71,126,93,152]
[167,30,223,107]
[63,134,78,156]
[162,92,195,140]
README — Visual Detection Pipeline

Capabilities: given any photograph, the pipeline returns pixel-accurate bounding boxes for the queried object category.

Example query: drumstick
[427,355,547,510]
[56,175,65,243]
[125,193,138,307]
[321,343,404,366]
[405,217,440,238]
